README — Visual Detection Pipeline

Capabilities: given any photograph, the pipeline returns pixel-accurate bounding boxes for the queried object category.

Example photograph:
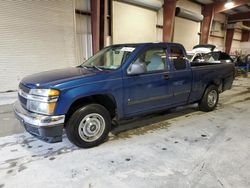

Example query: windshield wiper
[79,65,103,71]
[78,65,89,70]
[91,65,103,71]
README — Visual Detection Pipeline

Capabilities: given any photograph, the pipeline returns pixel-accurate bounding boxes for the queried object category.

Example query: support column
[200,4,214,44]
[91,0,100,54]
[241,30,250,42]
[241,21,250,42]
[225,28,234,54]
[163,0,177,42]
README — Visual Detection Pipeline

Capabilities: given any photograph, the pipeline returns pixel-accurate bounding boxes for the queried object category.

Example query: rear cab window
[169,46,187,70]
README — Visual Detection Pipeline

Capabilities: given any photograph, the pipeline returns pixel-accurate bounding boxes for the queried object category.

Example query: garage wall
[208,37,225,51]
[75,0,92,63]
[173,17,201,50]
[240,42,250,54]
[208,13,246,54]
[75,14,92,63]
[156,7,163,42]
[231,30,242,53]
[173,0,201,50]
[112,1,157,44]
[0,1,76,92]
[156,0,201,50]
[208,13,225,51]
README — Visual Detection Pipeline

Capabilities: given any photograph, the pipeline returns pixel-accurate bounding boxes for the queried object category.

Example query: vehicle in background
[14,42,235,148]
[195,51,233,63]
[230,55,238,64]
[186,44,218,62]
[247,54,250,65]
[233,54,250,75]
[192,44,217,52]
[187,44,233,64]
[234,54,250,67]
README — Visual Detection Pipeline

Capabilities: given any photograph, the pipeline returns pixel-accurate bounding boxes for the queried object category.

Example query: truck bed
[188,62,235,104]
[190,62,222,67]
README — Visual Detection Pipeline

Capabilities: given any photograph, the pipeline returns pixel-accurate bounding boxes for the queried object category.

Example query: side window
[133,48,167,73]
[169,46,187,70]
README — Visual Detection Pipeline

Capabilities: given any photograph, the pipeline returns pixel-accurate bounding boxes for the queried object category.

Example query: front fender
[54,79,123,117]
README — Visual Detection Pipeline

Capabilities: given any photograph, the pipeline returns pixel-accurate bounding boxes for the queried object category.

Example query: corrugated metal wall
[0,1,76,92]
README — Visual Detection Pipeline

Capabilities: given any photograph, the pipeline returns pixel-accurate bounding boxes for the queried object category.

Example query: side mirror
[127,62,146,75]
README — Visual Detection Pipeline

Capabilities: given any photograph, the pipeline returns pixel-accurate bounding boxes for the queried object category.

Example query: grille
[18,83,30,109]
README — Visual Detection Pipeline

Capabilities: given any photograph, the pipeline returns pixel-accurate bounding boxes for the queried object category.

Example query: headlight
[27,100,56,115]
[21,88,60,115]
[29,89,59,97]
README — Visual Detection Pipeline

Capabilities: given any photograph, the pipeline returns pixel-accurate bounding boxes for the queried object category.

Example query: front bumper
[13,101,65,143]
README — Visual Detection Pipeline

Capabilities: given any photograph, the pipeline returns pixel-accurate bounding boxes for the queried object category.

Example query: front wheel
[66,104,111,148]
[199,85,219,112]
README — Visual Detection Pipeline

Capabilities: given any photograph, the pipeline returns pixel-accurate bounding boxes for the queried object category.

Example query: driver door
[123,47,174,117]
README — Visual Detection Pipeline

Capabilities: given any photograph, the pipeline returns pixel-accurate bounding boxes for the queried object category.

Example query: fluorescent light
[224,1,234,9]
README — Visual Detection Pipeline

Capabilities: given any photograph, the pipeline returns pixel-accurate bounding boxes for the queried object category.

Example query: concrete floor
[0,77,249,188]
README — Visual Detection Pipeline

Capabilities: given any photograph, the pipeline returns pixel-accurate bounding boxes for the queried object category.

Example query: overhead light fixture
[224,0,234,9]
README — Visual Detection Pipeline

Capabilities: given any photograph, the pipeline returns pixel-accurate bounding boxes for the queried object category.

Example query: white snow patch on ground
[0,78,249,188]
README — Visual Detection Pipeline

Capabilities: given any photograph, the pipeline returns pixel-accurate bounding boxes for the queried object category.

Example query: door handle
[163,74,170,80]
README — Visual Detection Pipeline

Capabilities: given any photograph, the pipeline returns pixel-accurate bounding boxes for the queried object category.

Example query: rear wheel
[66,104,111,148]
[199,85,219,112]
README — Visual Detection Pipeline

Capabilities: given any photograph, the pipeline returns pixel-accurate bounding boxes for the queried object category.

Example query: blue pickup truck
[14,43,234,148]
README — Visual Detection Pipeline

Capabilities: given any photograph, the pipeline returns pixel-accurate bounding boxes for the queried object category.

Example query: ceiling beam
[228,11,250,22]
[213,0,249,13]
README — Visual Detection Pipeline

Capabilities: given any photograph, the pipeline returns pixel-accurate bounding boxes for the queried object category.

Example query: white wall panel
[231,41,241,53]
[173,0,201,50]
[240,42,250,54]
[173,17,200,50]
[208,36,225,51]
[0,1,75,91]
[233,30,242,40]
[112,1,157,44]
[209,13,226,51]
[75,13,92,62]
[75,0,90,11]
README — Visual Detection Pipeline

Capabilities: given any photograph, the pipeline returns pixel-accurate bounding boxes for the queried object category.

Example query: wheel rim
[207,90,218,108]
[78,113,105,142]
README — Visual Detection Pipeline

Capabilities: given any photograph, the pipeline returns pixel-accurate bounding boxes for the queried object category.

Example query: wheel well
[201,80,221,100]
[65,94,117,124]
[210,79,221,87]
[206,79,223,91]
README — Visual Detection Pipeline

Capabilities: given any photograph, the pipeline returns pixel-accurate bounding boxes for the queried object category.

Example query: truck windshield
[81,46,136,70]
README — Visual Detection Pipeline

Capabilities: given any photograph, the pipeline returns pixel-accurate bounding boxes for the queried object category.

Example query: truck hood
[21,67,96,88]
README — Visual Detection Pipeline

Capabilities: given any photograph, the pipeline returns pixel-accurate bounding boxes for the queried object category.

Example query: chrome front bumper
[13,101,65,143]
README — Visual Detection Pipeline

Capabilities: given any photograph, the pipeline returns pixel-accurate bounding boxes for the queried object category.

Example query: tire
[66,104,111,148]
[199,85,219,112]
